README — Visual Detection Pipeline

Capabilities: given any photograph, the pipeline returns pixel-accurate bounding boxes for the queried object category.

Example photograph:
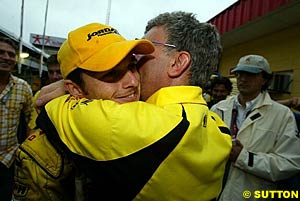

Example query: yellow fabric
[28,90,40,130]
[135,86,232,201]
[46,86,232,201]
[58,23,154,78]
[13,131,74,200]
[46,96,183,160]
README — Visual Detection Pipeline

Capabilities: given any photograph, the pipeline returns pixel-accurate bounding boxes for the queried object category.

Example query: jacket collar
[216,91,273,112]
[146,86,206,106]
[252,91,273,110]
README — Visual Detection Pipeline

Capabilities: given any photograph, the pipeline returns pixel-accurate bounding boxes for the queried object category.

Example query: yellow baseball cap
[58,23,155,78]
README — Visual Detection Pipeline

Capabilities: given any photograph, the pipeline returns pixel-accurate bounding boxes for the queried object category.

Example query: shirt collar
[235,93,262,111]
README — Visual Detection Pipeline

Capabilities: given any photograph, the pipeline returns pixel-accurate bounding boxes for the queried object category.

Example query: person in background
[0,36,33,201]
[211,54,300,201]
[202,73,219,106]
[277,97,300,111]
[35,12,232,201]
[206,76,232,108]
[277,97,300,129]
[31,76,41,95]
[28,54,62,131]
[46,54,63,84]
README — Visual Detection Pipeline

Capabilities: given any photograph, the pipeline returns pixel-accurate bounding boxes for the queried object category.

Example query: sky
[0,0,237,44]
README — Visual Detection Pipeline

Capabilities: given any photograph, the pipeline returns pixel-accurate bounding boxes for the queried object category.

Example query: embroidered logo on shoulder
[81,99,93,105]
[27,134,37,141]
[71,100,80,110]
[13,182,29,197]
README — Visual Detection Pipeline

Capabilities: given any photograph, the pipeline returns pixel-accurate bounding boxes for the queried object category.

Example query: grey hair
[145,11,222,88]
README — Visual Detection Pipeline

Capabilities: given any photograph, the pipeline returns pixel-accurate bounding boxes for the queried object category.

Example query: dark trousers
[0,162,14,201]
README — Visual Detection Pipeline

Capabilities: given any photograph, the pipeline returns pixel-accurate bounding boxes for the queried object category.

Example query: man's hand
[230,139,243,162]
[35,80,67,108]
[277,97,300,111]
[289,97,300,111]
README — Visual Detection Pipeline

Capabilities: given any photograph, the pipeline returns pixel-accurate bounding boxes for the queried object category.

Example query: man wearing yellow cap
[28,12,232,201]
[13,24,155,200]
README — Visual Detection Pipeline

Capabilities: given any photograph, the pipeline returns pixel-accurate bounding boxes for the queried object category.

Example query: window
[269,71,293,93]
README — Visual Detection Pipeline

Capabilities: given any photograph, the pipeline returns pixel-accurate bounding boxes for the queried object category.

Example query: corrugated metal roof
[208,0,292,34]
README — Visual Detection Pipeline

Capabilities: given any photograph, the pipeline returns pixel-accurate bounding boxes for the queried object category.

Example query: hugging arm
[35,80,67,108]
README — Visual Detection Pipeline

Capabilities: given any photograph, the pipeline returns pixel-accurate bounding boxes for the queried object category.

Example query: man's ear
[168,51,191,77]
[64,80,85,98]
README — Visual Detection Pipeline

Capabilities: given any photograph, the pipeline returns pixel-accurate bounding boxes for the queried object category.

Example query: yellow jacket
[28,91,40,130]
[13,130,75,200]
[42,86,232,201]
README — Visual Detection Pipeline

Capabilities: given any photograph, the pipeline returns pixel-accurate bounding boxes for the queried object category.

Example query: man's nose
[124,70,139,87]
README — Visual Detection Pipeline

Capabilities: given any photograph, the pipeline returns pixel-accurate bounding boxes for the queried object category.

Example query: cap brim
[79,39,154,72]
[232,66,263,74]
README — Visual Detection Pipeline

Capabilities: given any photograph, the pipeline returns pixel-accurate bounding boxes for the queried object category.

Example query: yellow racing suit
[13,130,76,200]
[39,86,232,201]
